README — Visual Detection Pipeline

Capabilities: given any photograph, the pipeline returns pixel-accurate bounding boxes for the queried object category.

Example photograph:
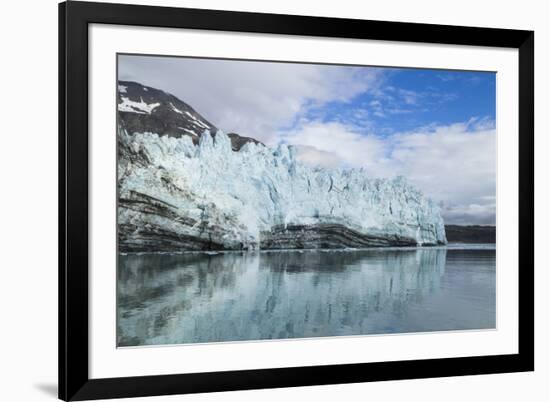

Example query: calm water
[117,246,496,347]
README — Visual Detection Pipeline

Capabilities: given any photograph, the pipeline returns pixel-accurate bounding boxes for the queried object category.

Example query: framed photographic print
[59,1,534,400]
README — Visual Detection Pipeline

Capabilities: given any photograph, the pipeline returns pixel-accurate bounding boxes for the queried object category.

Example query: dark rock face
[444,225,495,243]
[118,190,240,253]
[227,133,262,151]
[260,224,419,249]
[119,219,422,253]
[118,81,261,150]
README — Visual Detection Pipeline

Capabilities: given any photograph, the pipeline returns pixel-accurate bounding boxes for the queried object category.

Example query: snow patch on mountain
[184,111,210,129]
[118,96,161,114]
[169,102,185,115]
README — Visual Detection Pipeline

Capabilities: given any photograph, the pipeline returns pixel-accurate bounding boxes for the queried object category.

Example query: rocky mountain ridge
[118,81,261,150]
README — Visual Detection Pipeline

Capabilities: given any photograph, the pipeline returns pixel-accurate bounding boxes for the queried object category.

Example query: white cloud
[398,89,419,105]
[281,119,496,225]
[279,121,387,170]
[441,202,496,226]
[293,145,342,169]
[118,55,383,143]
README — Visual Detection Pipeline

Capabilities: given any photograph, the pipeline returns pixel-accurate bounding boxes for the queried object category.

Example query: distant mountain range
[117,80,261,150]
[444,225,495,243]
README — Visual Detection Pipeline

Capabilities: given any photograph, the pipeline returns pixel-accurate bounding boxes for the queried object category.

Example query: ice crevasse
[118,128,447,252]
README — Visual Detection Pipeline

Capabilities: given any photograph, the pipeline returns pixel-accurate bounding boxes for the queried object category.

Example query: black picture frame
[59,1,534,400]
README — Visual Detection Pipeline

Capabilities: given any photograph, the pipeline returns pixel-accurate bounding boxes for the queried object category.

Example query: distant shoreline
[445,225,496,244]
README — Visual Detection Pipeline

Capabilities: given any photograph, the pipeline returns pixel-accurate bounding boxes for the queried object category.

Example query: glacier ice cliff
[118,128,447,252]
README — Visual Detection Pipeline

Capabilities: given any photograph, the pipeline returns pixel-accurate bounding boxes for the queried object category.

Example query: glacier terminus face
[118,128,447,252]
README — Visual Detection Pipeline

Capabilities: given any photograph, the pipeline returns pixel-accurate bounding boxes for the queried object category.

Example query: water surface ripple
[117,246,496,346]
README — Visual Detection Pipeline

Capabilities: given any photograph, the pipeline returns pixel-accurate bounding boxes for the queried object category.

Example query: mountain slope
[117,81,260,150]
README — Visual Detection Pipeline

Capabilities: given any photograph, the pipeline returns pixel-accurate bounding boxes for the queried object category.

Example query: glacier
[118,128,447,252]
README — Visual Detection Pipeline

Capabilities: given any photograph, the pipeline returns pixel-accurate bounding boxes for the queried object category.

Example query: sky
[119,54,497,226]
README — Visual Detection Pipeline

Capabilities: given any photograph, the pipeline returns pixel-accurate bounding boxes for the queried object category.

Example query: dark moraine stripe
[118,192,437,252]
[118,191,229,253]
[260,224,418,249]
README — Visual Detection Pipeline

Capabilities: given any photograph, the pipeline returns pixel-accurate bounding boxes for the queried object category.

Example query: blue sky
[291,67,496,136]
[119,55,497,225]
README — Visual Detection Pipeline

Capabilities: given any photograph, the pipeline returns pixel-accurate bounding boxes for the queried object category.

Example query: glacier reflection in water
[117,247,495,346]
